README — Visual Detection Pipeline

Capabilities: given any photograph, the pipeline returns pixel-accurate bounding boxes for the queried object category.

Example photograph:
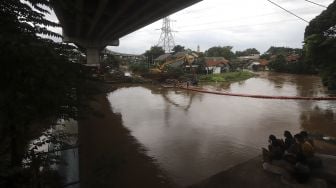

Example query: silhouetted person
[293,134,314,183]
[284,130,294,151]
[262,135,284,162]
[294,134,314,162]
[300,131,314,147]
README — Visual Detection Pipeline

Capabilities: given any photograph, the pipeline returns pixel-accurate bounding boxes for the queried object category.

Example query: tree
[304,0,336,38]
[101,54,122,72]
[260,54,271,60]
[268,55,287,72]
[304,0,336,89]
[205,46,235,60]
[265,46,302,56]
[235,48,260,56]
[144,46,165,59]
[172,45,185,53]
[0,0,93,186]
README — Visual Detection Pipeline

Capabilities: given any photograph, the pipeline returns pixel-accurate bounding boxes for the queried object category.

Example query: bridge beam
[50,0,202,66]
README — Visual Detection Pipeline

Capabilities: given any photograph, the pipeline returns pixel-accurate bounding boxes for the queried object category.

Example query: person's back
[300,131,314,147]
[268,135,284,160]
[301,141,314,158]
[287,142,300,154]
[294,134,315,163]
[283,130,294,151]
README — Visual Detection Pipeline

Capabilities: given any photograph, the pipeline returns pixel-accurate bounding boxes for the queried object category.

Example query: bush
[165,66,185,78]
[129,63,150,73]
[269,55,316,74]
[199,71,255,82]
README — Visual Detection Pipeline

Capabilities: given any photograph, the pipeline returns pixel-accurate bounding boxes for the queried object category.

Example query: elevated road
[50,0,201,65]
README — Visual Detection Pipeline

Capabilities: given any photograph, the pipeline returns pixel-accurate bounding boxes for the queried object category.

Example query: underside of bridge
[50,0,201,65]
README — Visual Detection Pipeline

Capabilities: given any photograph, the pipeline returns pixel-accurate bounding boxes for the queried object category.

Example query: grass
[199,71,255,83]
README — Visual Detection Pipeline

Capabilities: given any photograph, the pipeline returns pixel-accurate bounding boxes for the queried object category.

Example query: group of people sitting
[262,130,321,183]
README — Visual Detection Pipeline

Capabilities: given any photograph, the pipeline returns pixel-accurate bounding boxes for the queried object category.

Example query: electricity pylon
[157,17,175,53]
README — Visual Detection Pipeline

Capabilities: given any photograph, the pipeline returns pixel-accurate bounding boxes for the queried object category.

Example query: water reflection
[201,72,329,97]
[107,73,336,186]
[300,105,336,137]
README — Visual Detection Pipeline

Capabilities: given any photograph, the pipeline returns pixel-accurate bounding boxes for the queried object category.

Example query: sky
[48,0,334,54]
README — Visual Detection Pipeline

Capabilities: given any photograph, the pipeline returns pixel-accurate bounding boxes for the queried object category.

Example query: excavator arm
[159,56,186,70]
[149,54,195,73]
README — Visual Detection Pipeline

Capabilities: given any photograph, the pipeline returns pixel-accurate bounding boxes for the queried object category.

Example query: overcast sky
[49,0,333,54]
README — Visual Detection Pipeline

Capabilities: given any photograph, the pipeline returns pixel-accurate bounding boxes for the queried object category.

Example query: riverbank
[186,137,336,188]
[78,91,176,188]
[198,71,255,82]
[187,136,336,188]
[189,154,336,188]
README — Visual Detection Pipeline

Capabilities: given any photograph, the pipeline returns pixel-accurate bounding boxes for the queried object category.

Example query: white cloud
[48,0,334,54]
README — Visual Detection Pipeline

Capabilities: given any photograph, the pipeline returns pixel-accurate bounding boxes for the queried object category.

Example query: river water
[107,72,336,186]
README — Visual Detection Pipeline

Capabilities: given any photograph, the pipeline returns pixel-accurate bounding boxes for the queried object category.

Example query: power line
[266,0,309,23]
[175,6,318,29]
[171,4,318,29]
[177,18,300,33]
[128,4,317,35]
[122,2,316,37]
[303,0,327,8]
[123,18,303,37]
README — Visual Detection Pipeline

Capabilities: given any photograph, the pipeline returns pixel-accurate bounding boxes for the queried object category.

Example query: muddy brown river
[107,72,336,186]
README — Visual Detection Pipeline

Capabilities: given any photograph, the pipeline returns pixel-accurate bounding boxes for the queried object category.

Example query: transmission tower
[157,17,175,53]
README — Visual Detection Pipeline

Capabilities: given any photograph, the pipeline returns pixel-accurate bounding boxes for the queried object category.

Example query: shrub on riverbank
[199,71,255,82]
[268,55,317,75]
[129,63,150,73]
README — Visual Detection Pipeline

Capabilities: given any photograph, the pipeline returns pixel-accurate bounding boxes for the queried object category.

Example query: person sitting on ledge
[282,131,300,164]
[283,130,294,151]
[291,134,315,183]
[262,134,284,162]
[294,134,315,162]
[300,131,314,147]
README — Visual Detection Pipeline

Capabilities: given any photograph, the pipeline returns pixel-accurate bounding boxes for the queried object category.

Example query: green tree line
[303,0,336,89]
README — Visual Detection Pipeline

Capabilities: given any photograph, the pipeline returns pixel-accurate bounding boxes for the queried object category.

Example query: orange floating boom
[162,85,336,101]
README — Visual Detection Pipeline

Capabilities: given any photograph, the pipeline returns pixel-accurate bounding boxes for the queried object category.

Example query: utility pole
[157,17,175,53]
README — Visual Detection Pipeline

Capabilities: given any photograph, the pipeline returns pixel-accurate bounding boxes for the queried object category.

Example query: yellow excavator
[150,54,196,74]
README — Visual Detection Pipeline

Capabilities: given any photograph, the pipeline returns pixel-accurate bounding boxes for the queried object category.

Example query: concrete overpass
[50,0,202,66]
[102,49,144,62]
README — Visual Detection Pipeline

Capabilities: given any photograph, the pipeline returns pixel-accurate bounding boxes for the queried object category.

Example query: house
[286,54,300,63]
[237,54,260,61]
[204,57,230,74]
[248,62,261,71]
[102,49,145,62]
[258,59,269,70]
[259,59,269,66]
[247,59,269,71]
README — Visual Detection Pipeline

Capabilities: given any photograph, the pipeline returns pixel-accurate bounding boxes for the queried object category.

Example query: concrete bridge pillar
[86,48,101,66]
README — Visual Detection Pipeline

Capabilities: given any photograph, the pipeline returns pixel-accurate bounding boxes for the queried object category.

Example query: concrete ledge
[189,155,336,188]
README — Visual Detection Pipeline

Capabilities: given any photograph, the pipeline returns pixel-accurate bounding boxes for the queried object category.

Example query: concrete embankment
[189,155,336,188]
